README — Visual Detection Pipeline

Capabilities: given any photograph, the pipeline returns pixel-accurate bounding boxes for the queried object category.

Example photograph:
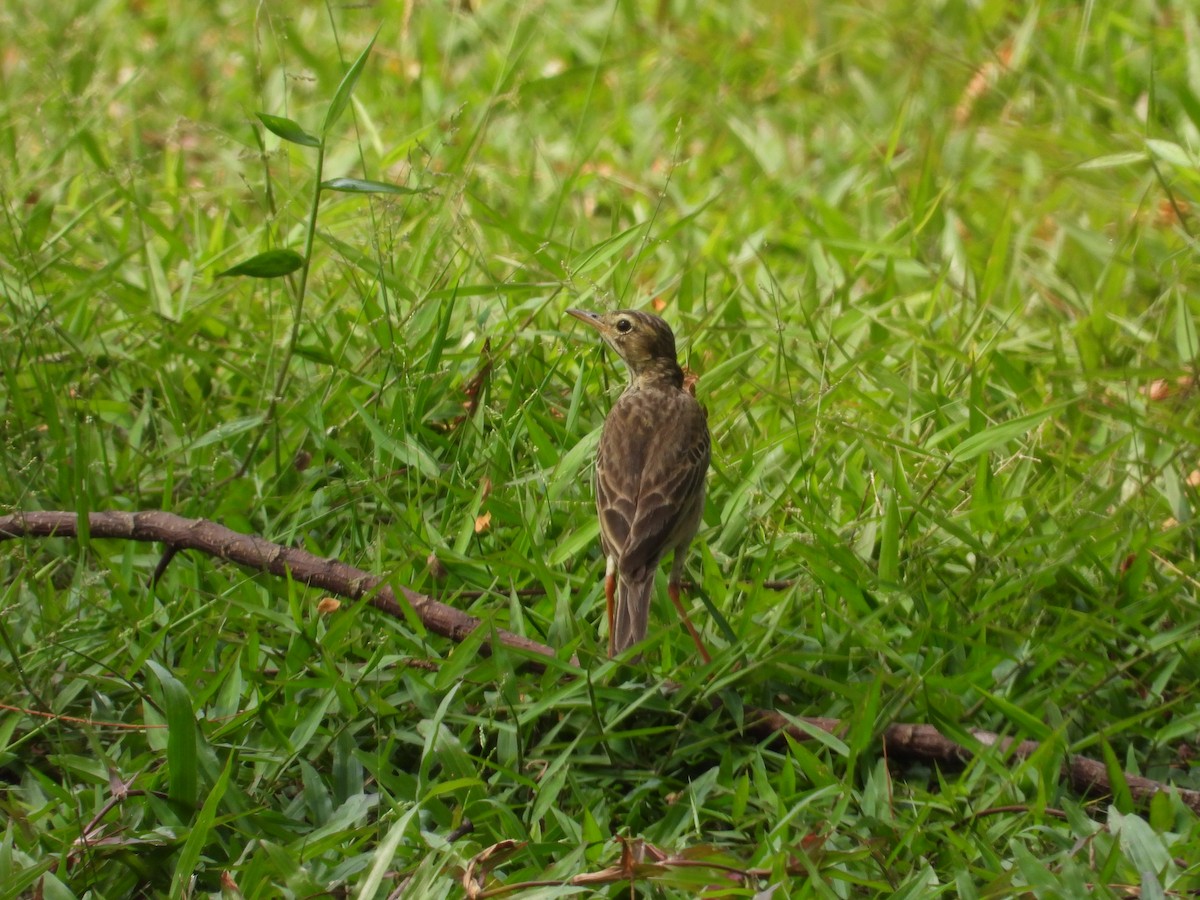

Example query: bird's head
[566,308,679,380]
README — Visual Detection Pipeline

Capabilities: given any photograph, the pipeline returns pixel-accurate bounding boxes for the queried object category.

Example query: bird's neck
[627,357,684,391]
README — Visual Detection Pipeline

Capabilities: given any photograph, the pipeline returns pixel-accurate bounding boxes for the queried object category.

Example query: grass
[2,0,1200,895]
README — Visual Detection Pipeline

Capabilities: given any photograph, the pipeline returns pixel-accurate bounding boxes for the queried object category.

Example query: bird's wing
[596,389,710,576]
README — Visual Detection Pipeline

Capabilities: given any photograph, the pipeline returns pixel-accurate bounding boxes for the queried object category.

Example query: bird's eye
[616,318,632,334]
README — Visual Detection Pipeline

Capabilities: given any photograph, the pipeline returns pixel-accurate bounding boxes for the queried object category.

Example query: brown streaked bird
[567,308,712,662]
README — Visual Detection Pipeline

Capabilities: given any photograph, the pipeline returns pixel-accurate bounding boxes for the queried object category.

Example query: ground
[2,1,1200,896]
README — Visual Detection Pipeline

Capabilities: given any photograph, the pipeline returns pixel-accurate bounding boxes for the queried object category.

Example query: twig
[0,510,557,664]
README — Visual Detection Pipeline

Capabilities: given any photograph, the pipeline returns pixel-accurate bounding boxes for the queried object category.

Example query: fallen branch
[461,835,795,897]
[0,510,555,662]
[745,710,1200,813]
[3,510,1198,815]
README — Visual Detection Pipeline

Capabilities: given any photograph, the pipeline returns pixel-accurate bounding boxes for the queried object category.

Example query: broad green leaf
[1179,85,1200,134]
[169,753,233,898]
[422,777,486,799]
[547,427,600,502]
[948,401,1074,461]
[694,346,760,395]
[320,177,427,195]
[1100,738,1134,813]
[146,660,197,809]
[1146,138,1197,168]
[974,687,1051,740]
[305,793,378,846]
[878,488,900,583]
[22,197,54,253]
[418,682,463,788]
[569,220,649,276]
[1175,288,1198,361]
[1012,841,1061,893]
[256,113,321,148]
[847,677,882,763]
[549,517,600,567]
[348,396,441,478]
[323,29,379,136]
[190,414,267,450]
[287,691,336,755]
[355,803,421,900]
[1074,151,1146,170]
[779,712,850,756]
[217,249,304,279]
[1113,810,1172,880]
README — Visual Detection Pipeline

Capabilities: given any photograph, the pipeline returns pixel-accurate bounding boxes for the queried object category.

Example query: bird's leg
[605,557,617,658]
[667,578,711,664]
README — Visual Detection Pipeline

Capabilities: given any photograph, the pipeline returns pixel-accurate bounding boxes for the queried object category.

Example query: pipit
[567,308,712,662]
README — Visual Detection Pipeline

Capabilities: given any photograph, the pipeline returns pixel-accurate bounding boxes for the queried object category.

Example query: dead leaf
[1144,379,1171,401]
[462,840,524,897]
[955,42,1013,124]
[316,597,341,614]
[220,871,242,897]
[1155,197,1190,227]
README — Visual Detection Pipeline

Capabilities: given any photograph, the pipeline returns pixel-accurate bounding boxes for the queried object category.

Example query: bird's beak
[566,308,605,335]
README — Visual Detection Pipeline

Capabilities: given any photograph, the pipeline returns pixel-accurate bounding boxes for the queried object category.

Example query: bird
[566,308,712,662]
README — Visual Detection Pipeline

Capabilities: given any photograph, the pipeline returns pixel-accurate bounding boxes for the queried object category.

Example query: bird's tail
[611,572,653,657]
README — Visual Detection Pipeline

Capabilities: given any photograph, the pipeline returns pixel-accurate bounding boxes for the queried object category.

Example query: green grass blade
[257,113,321,148]
[322,29,379,137]
[146,660,198,810]
[169,752,233,897]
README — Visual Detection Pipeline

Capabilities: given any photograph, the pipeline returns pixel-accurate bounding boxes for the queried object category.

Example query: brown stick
[743,712,1200,814]
[0,510,556,663]
[4,510,1198,814]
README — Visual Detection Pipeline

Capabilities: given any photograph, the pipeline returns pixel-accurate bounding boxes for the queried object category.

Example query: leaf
[146,660,197,809]
[22,197,54,253]
[778,712,850,757]
[217,249,304,279]
[306,793,378,845]
[1100,738,1134,813]
[1146,138,1198,169]
[1074,151,1147,170]
[256,113,321,148]
[323,29,379,136]
[190,414,267,450]
[319,177,427,195]
[1012,841,1061,893]
[348,396,441,478]
[975,687,1052,740]
[948,401,1074,462]
[878,488,900,583]
[169,754,233,898]
[1179,85,1200,135]
[570,221,649,276]
[1175,288,1198,361]
[422,777,487,799]
[546,426,600,503]
[352,806,420,897]
[1113,810,1172,881]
